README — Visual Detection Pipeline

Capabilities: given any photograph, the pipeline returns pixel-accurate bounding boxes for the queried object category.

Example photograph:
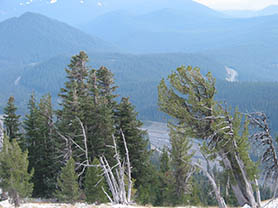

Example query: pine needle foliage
[84,158,108,204]
[55,157,80,203]
[3,96,21,141]
[0,136,34,207]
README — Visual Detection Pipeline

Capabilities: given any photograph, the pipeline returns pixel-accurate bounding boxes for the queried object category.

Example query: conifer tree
[22,93,38,151]
[114,97,149,188]
[84,158,107,204]
[158,147,175,206]
[24,94,59,197]
[87,66,118,163]
[57,51,90,163]
[160,147,170,174]
[0,136,33,207]
[158,66,259,207]
[169,124,194,204]
[55,157,80,203]
[96,66,118,107]
[3,96,21,141]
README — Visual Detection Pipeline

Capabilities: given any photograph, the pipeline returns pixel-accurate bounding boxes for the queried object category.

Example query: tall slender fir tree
[3,96,21,141]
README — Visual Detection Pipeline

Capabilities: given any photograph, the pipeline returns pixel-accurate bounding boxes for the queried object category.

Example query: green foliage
[23,94,59,197]
[160,147,170,174]
[84,158,108,204]
[115,97,149,188]
[169,124,194,205]
[55,157,80,203]
[3,96,21,141]
[158,65,258,206]
[158,149,176,206]
[136,166,162,206]
[232,111,258,180]
[57,51,91,164]
[0,136,33,206]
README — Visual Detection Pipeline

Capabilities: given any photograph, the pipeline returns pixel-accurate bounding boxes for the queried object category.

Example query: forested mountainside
[0,12,117,63]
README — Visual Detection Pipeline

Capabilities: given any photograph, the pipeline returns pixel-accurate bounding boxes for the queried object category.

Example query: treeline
[0,52,229,207]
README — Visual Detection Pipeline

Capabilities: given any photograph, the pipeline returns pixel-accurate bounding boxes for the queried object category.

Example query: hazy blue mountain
[0,12,117,63]
[0,0,107,25]
[0,0,224,25]
[82,9,278,54]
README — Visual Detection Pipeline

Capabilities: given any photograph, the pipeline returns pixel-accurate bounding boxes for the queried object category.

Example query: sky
[194,0,278,10]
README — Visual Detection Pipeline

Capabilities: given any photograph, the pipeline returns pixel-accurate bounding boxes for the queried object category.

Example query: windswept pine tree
[158,66,259,207]
[3,96,21,141]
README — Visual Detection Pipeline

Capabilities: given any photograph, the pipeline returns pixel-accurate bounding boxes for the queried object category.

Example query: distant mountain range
[81,7,278,54]
[0,0,223,25]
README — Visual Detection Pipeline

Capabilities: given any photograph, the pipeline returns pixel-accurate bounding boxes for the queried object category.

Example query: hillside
[81,8,278,82]
[0,12,117,63]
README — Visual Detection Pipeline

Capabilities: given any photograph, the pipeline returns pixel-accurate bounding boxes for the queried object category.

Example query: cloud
[80,0,84,4]
[194,0,278,10]
[50,0,57,4]
[97,2,103,7]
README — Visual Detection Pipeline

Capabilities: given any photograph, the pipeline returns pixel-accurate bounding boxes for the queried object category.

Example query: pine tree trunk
[255,179,262,207]
[9,190,20,207]
[194,162,227,208]
[220,151,258,207]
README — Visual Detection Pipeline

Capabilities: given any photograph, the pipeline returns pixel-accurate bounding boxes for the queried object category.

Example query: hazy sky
[194,0,278,10]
